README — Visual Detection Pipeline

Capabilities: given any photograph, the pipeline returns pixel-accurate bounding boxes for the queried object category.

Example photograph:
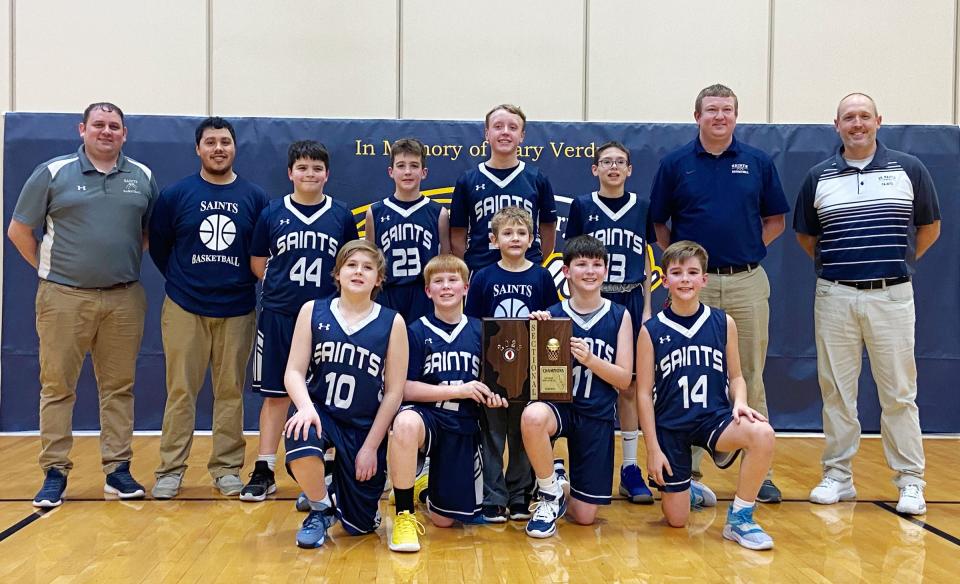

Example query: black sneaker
[240,461,277,502]
[33,468,67,508]
[482,504,508,524]
[104,462,145,499]
[756,479,782,503]
[509,502,532,521]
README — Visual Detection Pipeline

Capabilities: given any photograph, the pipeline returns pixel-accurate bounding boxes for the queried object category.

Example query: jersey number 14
[678,375,707,409]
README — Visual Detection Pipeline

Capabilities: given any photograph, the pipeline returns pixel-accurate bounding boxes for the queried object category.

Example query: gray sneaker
[215,474,243,496]
[152,473,183,500]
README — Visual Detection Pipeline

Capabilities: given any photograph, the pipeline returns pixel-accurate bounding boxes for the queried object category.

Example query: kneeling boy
[637,240,776,550]
[521,235,634,538]
[388,255,508,552]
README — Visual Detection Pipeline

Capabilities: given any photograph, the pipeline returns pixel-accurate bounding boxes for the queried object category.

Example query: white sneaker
[896,484,926,515]
[809,476,856,504]
[690,480,717,508]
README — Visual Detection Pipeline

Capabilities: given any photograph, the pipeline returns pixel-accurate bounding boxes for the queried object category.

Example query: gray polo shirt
[13,146,159,288]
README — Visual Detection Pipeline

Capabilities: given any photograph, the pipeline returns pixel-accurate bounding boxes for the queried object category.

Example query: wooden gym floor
[0,435,957,583]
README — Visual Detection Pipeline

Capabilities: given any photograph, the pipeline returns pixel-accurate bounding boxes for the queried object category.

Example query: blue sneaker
[619,464,654,504]
[104,462,145,499]
[33,469,67,508]
[525,491,567,539]
[722,504,774,550]
[690,480,717,509]
[296,505,336,548]
[295,492,310,512]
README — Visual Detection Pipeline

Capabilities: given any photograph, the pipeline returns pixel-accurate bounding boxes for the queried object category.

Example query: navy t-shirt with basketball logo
[463,262,557,319]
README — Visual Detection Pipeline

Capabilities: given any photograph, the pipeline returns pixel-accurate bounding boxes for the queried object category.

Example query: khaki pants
[814,279,924,488]
[36,280,146,475]
[692,266,771,478]
[155,297,256,479]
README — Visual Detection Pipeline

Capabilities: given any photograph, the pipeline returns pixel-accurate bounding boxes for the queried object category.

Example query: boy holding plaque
[521,235,634,538]
[637,241,775,550]
[387,254,508,553]
[465,206,557,523]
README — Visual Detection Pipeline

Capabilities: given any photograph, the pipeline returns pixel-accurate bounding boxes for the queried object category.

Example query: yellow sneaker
[389,511,425,553]
[414,471,429,505]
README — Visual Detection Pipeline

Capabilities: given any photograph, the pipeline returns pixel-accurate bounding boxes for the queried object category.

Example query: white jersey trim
[383,195,431,218]
[125,157,153,180]
[283,194,332,225]
[420,315,469,344]
[657,305,712,339]
[591,191,637,222]
[330,298,382,335]
[37,215,55,279]
[560,298,611,330]
[46,157,78,179]
[478,161,526,188]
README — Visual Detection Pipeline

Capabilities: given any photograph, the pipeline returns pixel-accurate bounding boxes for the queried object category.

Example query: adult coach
[794,93,940,515]
[7,102,159,507]
[649,84,789,503]
[149,117,269,499]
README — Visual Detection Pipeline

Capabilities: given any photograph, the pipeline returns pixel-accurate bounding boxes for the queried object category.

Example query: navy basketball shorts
[399,405,483,522]
[377,282,432,324]
[252,308,297,397]
[649,409,742,493]
[544,402,615,505]
[285,405,387,535]
[603,287,645,342]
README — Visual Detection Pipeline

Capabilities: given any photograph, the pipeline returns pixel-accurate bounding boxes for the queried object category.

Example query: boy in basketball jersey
[464,206,557,522]
[387,255,508,553]
[365,138,450,323]
[565,141,656,505]
[520,235,634,538]
[240,141,359,502]
[637,241,775,550]
[450,104,558,272]
[284,239,408,548]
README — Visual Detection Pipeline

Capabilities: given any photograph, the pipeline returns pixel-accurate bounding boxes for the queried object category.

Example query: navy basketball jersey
[253,195,358,315]
[565,192,654,288]
[463,262,558,319]
[370,195,442,287]
[548,299,626,421]
[307,298,397,430]
[644,305,731,431]
[407,313,483,422]
[450,162,557,270]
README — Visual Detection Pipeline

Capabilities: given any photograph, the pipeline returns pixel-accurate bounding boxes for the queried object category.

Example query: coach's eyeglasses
[597,158,629,169]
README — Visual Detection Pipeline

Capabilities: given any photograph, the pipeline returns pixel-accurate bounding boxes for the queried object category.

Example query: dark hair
[389,138,428,166]
[661,240,708,272]
[563,235,608,266]
[695,83,738,115]
[593,141,631,166]
[82,102,124,125]
[287,140,330,170]
[195,117,236,146]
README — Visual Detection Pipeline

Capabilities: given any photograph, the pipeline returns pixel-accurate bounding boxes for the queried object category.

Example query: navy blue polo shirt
[793,141,940,281]
[649,136,790,269]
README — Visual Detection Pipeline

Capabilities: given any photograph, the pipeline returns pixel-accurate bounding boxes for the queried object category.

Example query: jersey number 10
[678,375,708,409]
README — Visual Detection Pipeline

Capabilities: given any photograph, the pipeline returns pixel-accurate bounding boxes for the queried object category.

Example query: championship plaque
[482,318,573,403]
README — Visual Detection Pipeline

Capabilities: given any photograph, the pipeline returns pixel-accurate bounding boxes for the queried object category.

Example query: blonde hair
[332,239,387,299]
[423,254,469,284]
[485,104,526,130]
[661,240,708,272]
[490,206,534,236]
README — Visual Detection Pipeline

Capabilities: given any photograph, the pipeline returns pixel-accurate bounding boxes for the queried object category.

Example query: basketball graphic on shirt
[494,298,529,318]
[199,214,236,251]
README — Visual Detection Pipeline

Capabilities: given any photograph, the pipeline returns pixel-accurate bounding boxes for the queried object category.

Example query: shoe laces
[395,511,425,539]
[622,464,643,483]
[901,484,923,499]
[818,476,842,489]
[304,508,333,531]
[530,494,560,522]
[248,465,273,482]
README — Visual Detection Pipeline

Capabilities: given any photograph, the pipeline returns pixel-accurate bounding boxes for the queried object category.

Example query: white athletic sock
[309,494,332,511]
[537,474,562,497]
[257,454,277,472]
[732,495,754,513]
[621,430,639,468]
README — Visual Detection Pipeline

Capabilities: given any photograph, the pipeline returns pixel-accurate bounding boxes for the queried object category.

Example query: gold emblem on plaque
[546,338,561,361]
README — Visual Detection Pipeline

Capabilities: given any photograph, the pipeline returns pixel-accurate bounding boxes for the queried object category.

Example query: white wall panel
[402,0,584,121]
[588,1,771,123]
[16,0,205,114]
[772,0,955,124]
[212,0,398,118]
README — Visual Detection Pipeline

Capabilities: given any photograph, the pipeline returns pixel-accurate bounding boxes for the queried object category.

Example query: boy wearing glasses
[564,141,656,505]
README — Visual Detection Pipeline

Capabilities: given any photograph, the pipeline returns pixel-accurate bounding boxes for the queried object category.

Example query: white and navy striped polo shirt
[793,142,940,281]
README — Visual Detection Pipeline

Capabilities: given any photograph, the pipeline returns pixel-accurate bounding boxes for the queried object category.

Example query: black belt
[63,280,138,291]
[707,263,759,275]
[830,276,910,290]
